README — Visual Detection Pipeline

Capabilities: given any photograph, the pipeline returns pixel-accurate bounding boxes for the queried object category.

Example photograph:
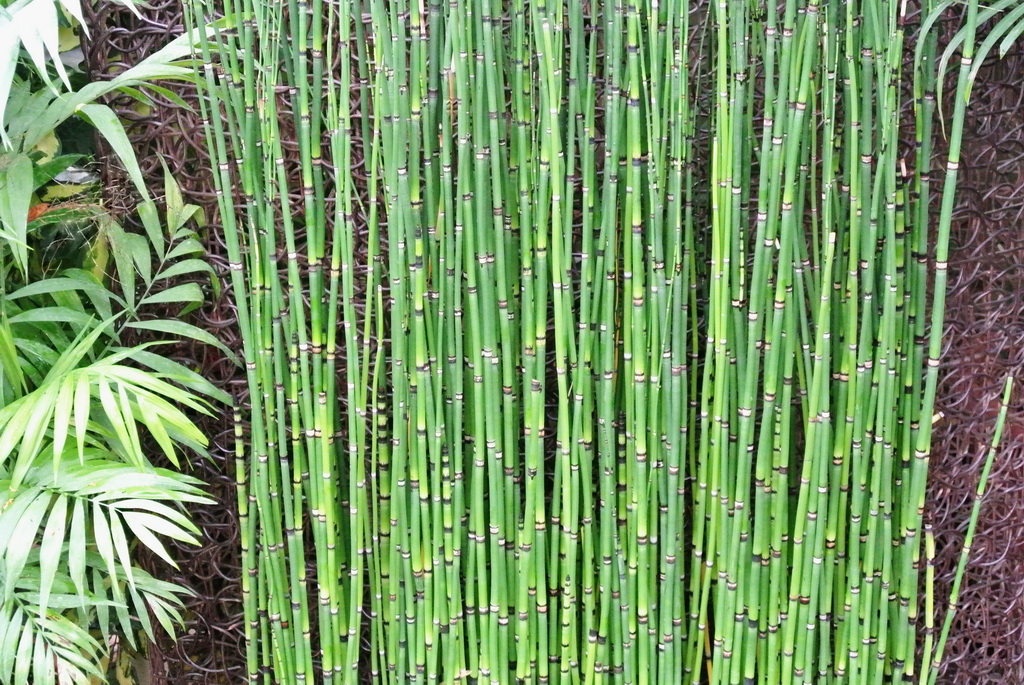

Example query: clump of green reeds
[186,0,1006,681]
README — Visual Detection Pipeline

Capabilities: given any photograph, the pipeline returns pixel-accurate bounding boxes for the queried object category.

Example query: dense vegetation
[0,0,1018,683]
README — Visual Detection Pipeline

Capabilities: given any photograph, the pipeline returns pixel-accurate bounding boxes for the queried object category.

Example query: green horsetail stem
[926,377,1014,684]
[185,0,1002,682]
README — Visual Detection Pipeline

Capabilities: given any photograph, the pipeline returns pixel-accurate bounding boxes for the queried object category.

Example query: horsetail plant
[185,0,1006,682]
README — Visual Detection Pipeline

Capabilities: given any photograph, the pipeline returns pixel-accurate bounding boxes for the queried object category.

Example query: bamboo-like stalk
[926,377,1014,684]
